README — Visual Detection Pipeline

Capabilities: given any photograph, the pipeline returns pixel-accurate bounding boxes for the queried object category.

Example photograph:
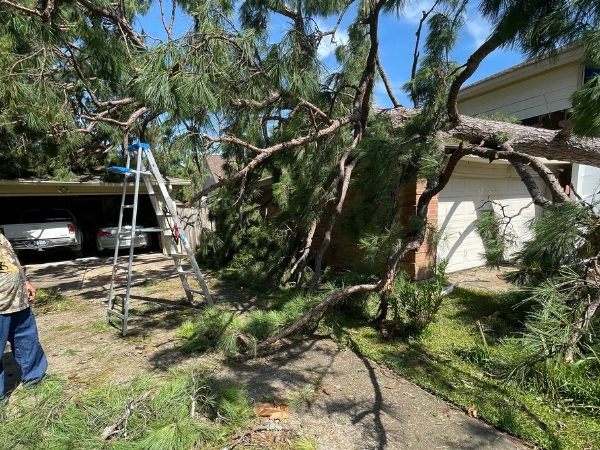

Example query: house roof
[205,155,229,181]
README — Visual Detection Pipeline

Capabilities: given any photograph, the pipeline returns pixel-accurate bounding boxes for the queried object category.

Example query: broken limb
[383,107,600,168]
[465,145,570,203]
[288,219,317,286]
[509,161,552,207]
[564,293,600,364]
[185,114,356,205]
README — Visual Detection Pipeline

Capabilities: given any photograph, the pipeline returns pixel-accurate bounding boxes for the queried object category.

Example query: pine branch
[185,114,357,205]
[289,219,317,285]
[465,144,570,203]
[376,51,400,108]
[509,161,552,207]
[446,30,507,124]
[0,0,42,18]
[410,0,441,108]
[76,0,145,49]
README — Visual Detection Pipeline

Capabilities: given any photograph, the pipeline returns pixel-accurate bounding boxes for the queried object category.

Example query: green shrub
[390,260,449,334]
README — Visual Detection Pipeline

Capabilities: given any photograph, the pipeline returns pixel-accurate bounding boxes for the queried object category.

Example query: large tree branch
[446,31,507,124]
[376,51,400,108]
[382,107,600,167]
[308,145,360,295]
[0,0,42,18]
[509,161,552,207]
[257,142,469,350]
[354,0,385,128]
[465,144,570,203]
[255,281,381,351]
[185,114,357,205]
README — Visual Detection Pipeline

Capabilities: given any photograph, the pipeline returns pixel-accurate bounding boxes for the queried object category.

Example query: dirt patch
[3,254,527,449]
[447,266,516,293]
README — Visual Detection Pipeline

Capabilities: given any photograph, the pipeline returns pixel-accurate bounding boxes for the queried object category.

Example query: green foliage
[508,201,598,284]
[176,291,322,355]
[475,112,520,124]
[474,209,513,269]
[572,69,600,137]
[389,260,449,334]
[478,199,600,423]
[0,370,252,449]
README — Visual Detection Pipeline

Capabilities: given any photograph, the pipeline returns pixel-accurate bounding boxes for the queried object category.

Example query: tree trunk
[381,107,600,168]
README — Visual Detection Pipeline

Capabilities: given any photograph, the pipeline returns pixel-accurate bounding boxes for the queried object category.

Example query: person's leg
[8,307,47,386]
[0,313,12,400]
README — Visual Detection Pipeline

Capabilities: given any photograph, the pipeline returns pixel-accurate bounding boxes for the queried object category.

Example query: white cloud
[317,29,349,59]
[400,0,436,25]
[462,4,494,49]
[464,17,491,48]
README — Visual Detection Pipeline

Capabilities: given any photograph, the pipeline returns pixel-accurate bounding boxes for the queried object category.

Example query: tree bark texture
[289,219,317,286]
[382,107,600,168]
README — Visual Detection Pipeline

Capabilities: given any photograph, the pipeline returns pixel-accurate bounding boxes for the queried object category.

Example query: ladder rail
[106,151,131,324]
[143,150,213,306]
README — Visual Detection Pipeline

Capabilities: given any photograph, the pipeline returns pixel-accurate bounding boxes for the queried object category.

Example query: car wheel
[73,249,84,259]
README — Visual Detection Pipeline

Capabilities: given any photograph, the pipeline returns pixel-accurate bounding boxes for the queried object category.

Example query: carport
[0,176,191,256]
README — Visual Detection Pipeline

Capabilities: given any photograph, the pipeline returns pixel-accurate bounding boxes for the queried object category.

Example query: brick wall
[311,180,438,280]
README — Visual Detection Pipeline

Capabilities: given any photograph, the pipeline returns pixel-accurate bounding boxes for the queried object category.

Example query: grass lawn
[336,287,600,450]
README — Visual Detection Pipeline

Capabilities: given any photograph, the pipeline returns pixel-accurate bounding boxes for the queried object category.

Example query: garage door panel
[438,175,542,273]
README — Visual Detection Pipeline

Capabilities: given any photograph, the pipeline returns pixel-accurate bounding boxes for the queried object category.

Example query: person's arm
[25,279,36,301]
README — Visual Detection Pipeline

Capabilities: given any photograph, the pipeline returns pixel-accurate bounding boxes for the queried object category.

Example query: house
[437,45,593,273]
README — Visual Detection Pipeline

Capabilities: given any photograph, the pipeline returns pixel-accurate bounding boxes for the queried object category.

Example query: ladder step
[137,227,169,232]
[107,310,125,320]
[122,205,134,209]
[170,253,190,258]
[177,270,197,276]
[183,287,206,296]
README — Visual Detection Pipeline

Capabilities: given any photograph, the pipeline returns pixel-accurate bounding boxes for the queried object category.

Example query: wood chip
[468,404,478,418]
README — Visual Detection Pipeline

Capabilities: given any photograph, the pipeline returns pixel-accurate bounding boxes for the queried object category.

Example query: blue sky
[139,1,526,108]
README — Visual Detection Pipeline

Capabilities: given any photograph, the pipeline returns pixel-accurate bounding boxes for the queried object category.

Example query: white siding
[459,64,581,119]
[572,163,600,205]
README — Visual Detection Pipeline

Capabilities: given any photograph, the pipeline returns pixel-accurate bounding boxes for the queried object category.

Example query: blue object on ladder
[107,166,134,174]
[128,142,150,150]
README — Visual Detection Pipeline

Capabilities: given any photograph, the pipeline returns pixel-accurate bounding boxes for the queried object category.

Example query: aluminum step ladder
[105,142,213,336]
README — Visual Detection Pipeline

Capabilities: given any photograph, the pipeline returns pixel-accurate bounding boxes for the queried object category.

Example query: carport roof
[0,175,191,197]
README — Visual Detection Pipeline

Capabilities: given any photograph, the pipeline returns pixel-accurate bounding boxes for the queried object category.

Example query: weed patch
[34,287,74,313]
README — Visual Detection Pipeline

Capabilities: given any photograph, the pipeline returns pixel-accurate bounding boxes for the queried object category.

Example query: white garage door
[438,175,542,273]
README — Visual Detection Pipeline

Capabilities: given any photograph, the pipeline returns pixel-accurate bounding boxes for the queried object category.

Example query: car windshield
[21,210,74,223]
